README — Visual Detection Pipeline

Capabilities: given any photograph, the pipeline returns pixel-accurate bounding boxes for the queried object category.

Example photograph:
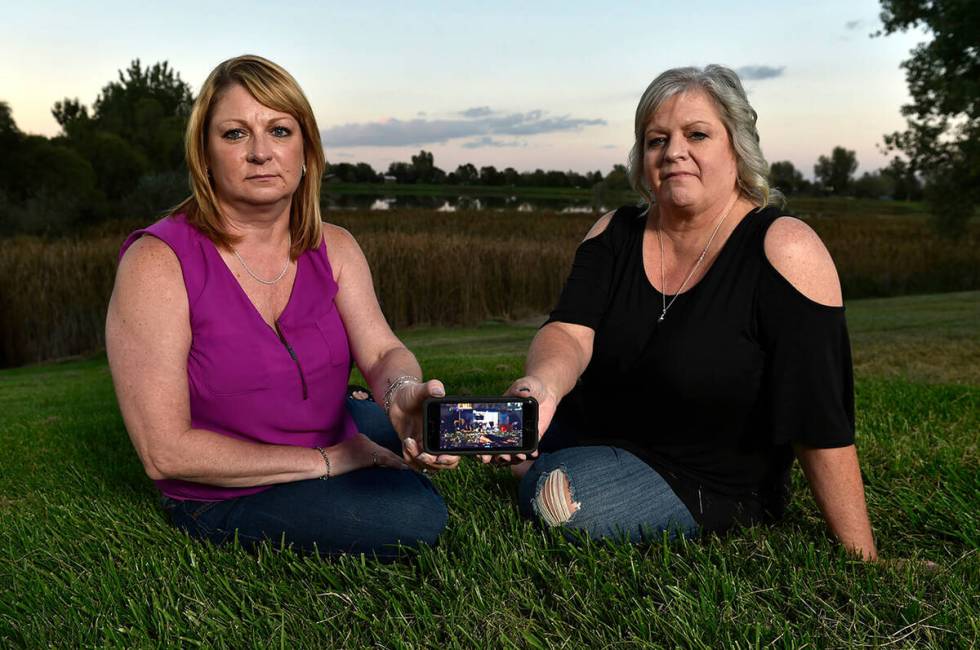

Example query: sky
[2,1,928,179]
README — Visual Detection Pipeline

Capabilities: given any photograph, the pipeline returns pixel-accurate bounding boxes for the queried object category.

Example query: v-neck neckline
[208,238,301,333]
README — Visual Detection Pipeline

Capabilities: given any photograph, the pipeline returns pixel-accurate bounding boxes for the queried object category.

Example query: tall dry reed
[1,209,977,367]
[0,236,118,367]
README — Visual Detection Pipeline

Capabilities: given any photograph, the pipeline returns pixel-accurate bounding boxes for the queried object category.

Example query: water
[323,192,607,213]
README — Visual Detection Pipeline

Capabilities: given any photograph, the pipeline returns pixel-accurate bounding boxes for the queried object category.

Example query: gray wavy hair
[627,64,783,208]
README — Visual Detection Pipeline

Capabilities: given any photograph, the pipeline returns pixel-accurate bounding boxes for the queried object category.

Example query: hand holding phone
[387,378,461,472]
[422,397,538,455]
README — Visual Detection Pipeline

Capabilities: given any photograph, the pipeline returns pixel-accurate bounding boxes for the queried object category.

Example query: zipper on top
[275,321,308,400]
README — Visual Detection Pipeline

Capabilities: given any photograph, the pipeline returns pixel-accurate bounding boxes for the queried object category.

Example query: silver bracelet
[383,375,421,415]
[314,446,331,480]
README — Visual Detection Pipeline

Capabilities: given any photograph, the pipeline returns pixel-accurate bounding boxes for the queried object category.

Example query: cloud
[461,136,525,149]
[321,109,606,147]
[845,19,862,30]
[460,106,493,118]
[735,65,785,81]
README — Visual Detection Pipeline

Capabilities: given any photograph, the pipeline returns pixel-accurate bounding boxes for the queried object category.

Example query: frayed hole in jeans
[533,468,580,527]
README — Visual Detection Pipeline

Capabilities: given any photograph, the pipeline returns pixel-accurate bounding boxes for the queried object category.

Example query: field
[0,291,977,648]
[1,201,978,368]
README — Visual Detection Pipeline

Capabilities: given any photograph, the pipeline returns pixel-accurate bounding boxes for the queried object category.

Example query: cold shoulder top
[543,205,855,532]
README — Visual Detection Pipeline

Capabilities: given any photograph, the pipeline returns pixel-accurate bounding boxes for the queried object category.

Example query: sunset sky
[2,0,927,178]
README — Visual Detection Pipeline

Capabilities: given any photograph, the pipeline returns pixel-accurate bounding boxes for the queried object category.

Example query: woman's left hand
[388,378,461,472]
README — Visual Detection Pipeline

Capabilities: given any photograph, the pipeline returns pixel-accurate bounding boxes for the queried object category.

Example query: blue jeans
[518,446,698,543]
[160,398,447,560]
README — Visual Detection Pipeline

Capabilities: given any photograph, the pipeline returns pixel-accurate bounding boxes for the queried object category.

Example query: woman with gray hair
[498,65,877,559]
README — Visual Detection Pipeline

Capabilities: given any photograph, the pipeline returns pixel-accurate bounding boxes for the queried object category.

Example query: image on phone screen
[437,401,528,451]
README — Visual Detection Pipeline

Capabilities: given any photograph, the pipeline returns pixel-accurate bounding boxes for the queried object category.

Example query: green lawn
[1,293,977,647]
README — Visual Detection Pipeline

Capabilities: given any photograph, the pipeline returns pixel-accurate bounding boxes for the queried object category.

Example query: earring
[302,163,307,177]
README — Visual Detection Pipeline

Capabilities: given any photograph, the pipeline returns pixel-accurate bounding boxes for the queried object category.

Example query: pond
[322,192,611,213]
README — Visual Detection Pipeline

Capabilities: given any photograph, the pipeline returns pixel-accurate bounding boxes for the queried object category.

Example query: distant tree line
[328,150,632,190]
[769,147,923,201]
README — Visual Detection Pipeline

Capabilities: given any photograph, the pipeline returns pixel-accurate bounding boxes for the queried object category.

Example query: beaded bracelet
[383,375,421,415]
[314,446,331,480]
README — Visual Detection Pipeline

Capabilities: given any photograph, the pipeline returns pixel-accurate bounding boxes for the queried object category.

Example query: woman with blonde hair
[503,65,877,560]
[106,55,458,559]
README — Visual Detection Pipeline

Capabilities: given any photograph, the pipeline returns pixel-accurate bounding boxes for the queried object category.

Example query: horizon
[3,1,927,179]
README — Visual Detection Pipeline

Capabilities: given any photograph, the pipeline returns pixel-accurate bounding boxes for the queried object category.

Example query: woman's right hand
[475,375,557,467]
[327,433,409,476]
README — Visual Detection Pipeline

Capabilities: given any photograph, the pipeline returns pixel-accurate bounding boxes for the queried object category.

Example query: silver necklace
[232,235,291,285]
[657,199,737,322]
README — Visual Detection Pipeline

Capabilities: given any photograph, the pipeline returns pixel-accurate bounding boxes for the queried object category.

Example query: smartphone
[423,396,538,455]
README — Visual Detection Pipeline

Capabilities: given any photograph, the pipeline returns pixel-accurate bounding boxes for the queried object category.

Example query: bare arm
[795,445,877,560]
[326,224,458,470]
[505,211,613,436]
[511,321,595,435]
[106,236,397,486]
[766,217,876,560]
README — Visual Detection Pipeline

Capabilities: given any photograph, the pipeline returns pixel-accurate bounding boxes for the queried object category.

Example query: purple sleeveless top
[120,214,358,501]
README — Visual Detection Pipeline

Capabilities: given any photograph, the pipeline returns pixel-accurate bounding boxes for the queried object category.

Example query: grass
[1,292,978,647]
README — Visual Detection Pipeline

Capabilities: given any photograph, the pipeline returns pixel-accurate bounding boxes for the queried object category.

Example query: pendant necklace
[657,198,737,322]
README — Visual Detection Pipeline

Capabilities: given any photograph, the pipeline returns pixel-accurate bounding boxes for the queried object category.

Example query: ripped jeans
[518,446,698,543]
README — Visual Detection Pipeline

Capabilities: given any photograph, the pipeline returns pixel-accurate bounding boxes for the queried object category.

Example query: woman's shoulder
[582,204,647,243]
[759,210,842,308]
[121,213,204,260]
[120,232,181,274]
[319,221,368,280]
[118,214,210,305]
[320,221,360,259]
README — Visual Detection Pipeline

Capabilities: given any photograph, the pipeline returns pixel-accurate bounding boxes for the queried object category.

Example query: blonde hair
[627,65,783,209]
[174,54,324,256]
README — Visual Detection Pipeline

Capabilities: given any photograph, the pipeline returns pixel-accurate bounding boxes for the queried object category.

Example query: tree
[814,147,858,195]
[51,98,90,136]
[479,165,504,186]
[453,163,478,184]
[0,103,22,185]
[386,161,416,184]
[0,102,20,144]
[328,161,380,184]
[354,162,379,183]
[880,156,923,200]
[604,164,630,190]
[878,0,979,237]
[411,150,446,184]
[853,171,896,199]
[52,60,194,198]
[769,161,808,195]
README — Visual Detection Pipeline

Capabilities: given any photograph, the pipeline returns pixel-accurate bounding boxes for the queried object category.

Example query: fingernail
[433,387,445,397]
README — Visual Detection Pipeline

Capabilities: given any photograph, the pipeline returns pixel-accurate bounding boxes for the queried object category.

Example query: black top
[542,205,855,533]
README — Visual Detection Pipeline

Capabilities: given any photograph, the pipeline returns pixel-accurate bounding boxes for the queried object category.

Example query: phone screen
[424,398,537,454]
